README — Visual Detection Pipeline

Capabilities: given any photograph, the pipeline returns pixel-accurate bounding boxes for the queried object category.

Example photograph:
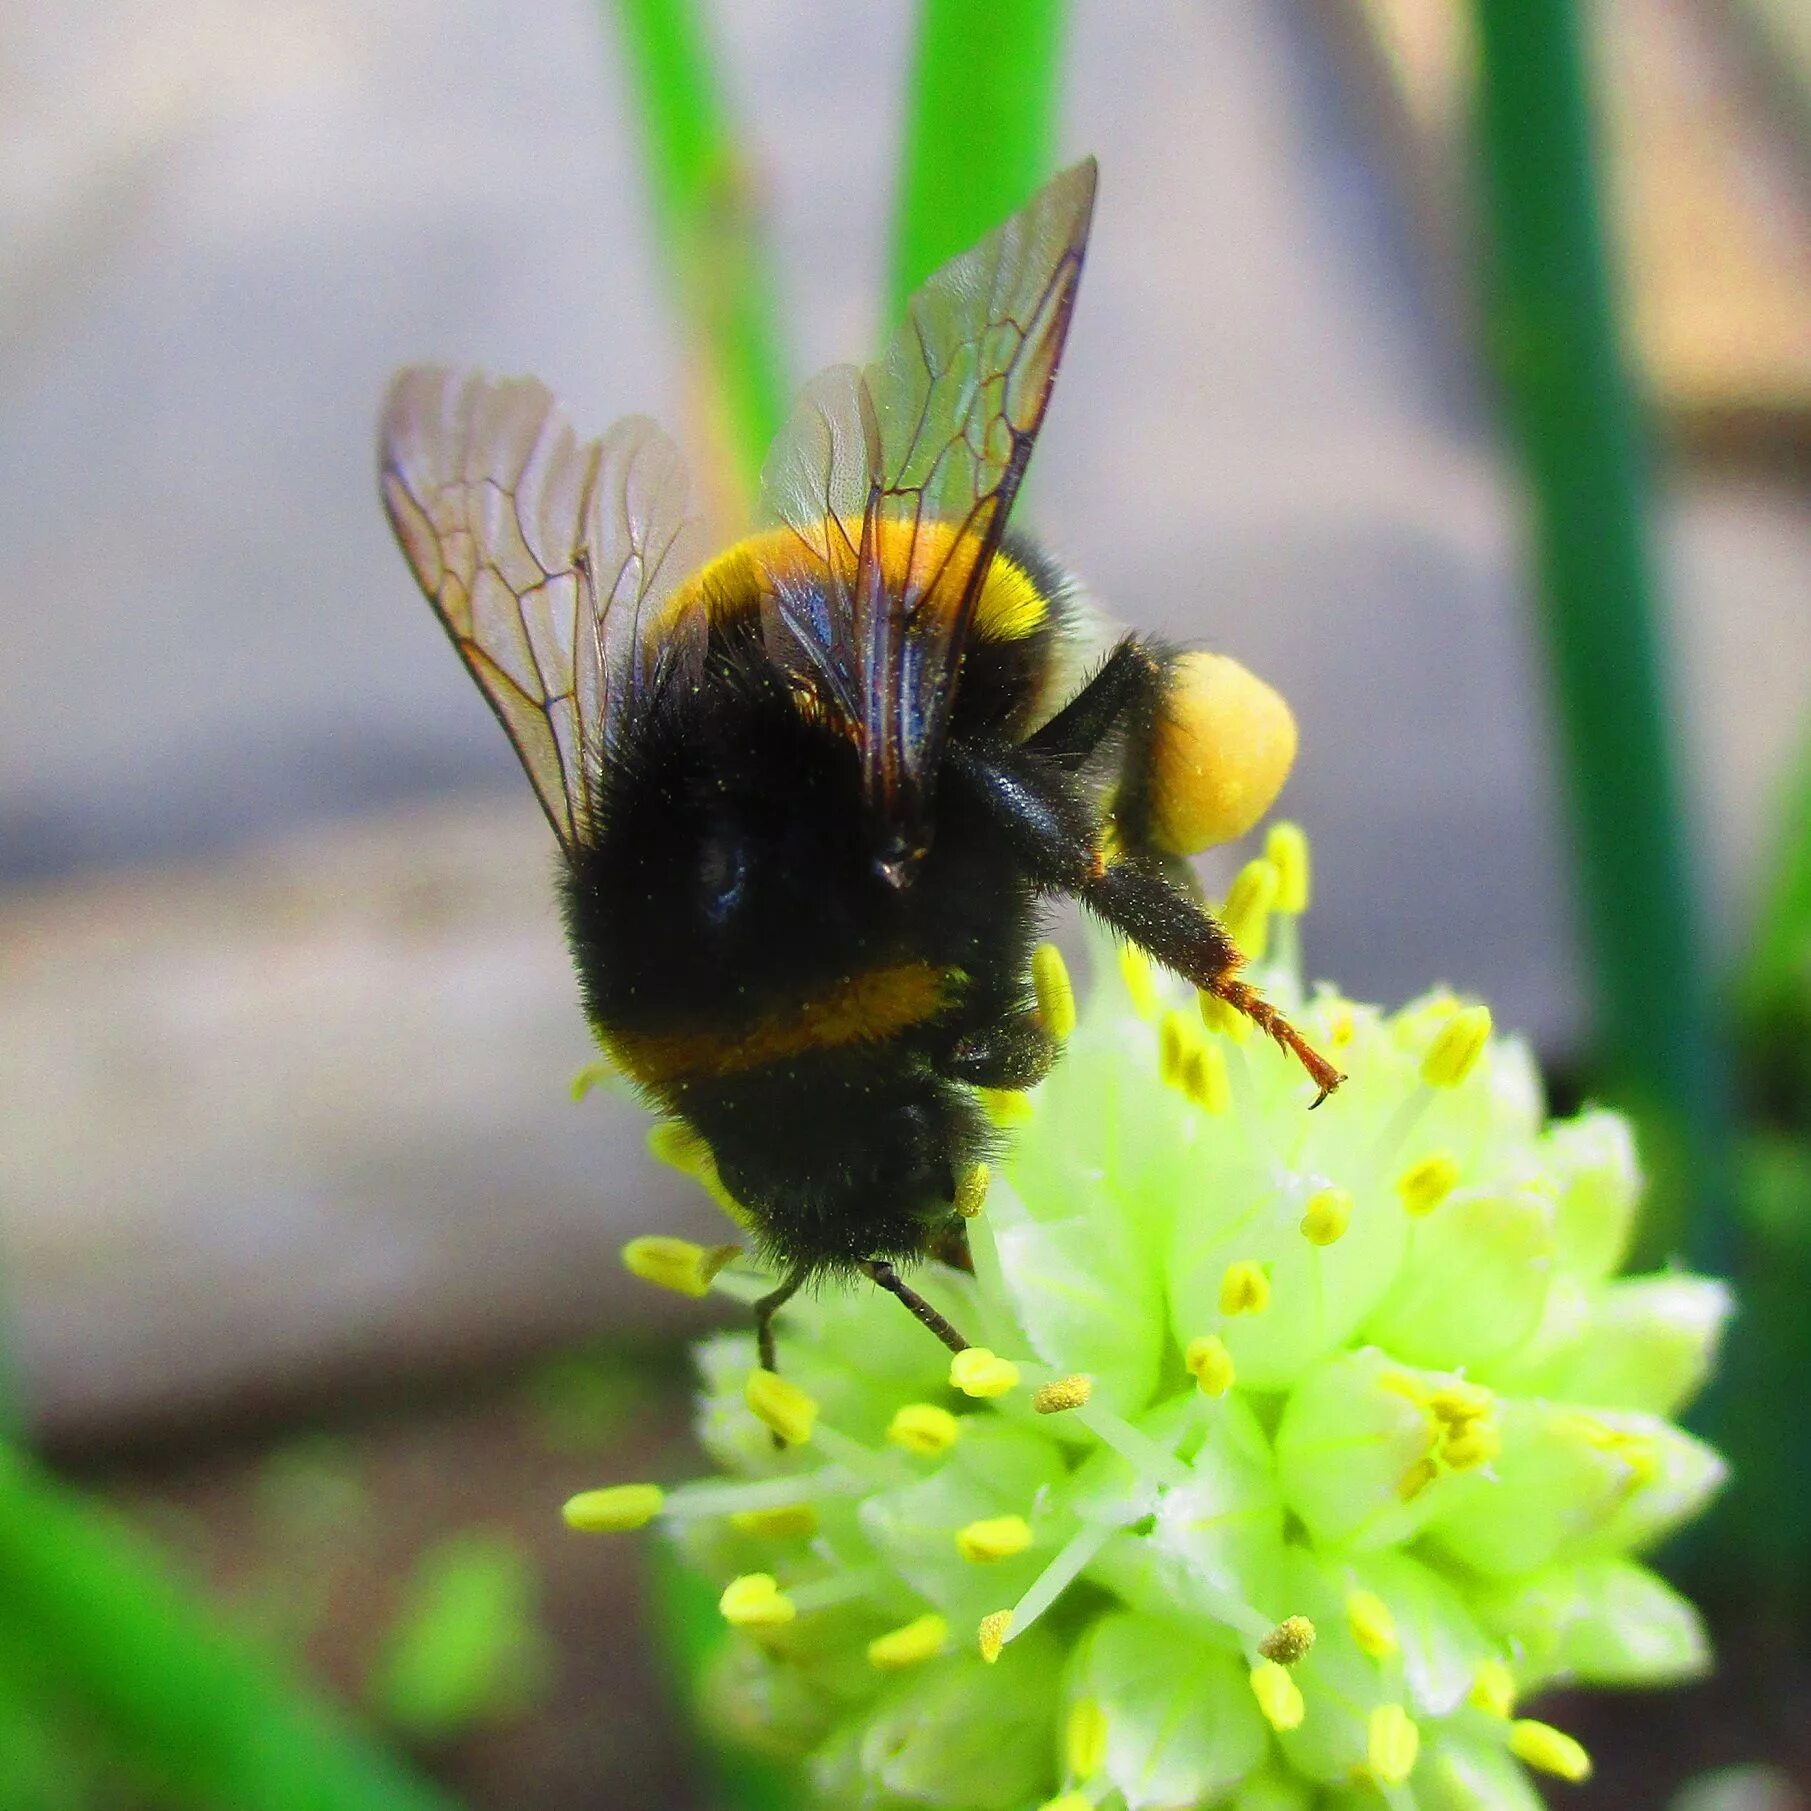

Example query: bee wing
[758,157,1097,854]
[379,367,706,851]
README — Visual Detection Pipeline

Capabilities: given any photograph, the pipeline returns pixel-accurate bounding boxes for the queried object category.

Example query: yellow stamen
[978,1609,1014,1663]
[1469,1657,1517,1719]
[955,1162,990,1218]
[1326,1000,1357,1049]
[1222,857,1280,960]
[867,1612,948,1670]
[979,1086,1034,1127]
[1038,1796,1092,1811]
[1345,1589,1399,1659]
[1266,821,1310,913]
[1396,1456,1439,1500]
[1258,1615,1317,1664]
[1368,1704,1420,1785]
[1421,1004,1493,1089]
[719,1572,795,1628]
[1440,1419,1503,1470]
[1249,1660,1305,1731]
[1186,1334,1237,1396]
[1032,943,1077,1042]
[1066,1696,1109,1778]
[561,1483,663,1533]
[1198,988,1251,1042]
[744,1368,818,1446]
[1299,1187,1353,1246]
[1509,1720,1593,1782]
[620,1236,740,1299]
[887,1402,962,1455]
[1118,942,1159,1019]
[570,1059,614,1101]
[1182,1042,1231,1115]
[729,1503,818,1539]
[647,1119,713,1177]
[1428,1379,1494,1423]
[1033,1374,1094,1414]
[1397,1151,1461,1217]
[950,1348,1020,1399]
[955,1514,1034,1563]
[1219,1261,1271,1317]
[1159,1008,1191,1086]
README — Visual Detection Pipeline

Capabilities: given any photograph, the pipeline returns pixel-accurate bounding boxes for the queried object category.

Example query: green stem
[0,1450,458,1811]
[890,0,1070,316]
[1468,0,1736,1277]
[605,0,790,501]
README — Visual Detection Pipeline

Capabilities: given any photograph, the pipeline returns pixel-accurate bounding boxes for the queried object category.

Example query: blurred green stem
[0,1450,458,1811]
[891,0,1069,314]
[606,0,790,504]
[1469,0,1735,1278]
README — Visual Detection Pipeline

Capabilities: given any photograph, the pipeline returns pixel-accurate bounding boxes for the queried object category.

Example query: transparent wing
[758,157,1098,854]
[379,367,705,850]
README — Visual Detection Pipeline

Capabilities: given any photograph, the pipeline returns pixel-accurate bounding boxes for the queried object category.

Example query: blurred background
[2,0,1809,1804]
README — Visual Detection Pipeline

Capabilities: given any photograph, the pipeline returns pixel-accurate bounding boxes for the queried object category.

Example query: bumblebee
[379,159,1341,1367]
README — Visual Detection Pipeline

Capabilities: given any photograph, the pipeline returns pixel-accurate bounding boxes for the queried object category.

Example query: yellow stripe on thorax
[602,960,960,1088]
[657,520,1046,645]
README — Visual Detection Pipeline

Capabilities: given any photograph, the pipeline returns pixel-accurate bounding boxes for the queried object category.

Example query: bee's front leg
[934,1009,1056,1090]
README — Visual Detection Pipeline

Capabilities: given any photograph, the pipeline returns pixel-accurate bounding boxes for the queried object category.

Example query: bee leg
[860,1259,970,1355]
[935,1010,1057,1090]
[754,1267,806,1375]
[1025,634,1168,767]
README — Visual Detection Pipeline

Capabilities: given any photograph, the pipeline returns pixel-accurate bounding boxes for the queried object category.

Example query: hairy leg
[753,1267,805,1374]
[861,1259,970,1354]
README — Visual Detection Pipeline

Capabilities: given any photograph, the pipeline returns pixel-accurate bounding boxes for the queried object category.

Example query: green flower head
[572,827,1730,1810]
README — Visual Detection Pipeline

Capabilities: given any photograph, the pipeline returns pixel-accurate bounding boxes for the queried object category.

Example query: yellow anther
[1266,821,1310,913]
[1420,1004,1493,1089]
[955,1162,991,1218]
[744,1369,818,1446]
[1064,1695,1109,1778]
[1428,1379,1494,1423]
[1033,1374,1094,1414]
[1249,1659,1305,1731]
[620,1236,740,1299]
[1326,1001,1357,1049]
[1118,942,1159,1019]
[1509,1720,1593,1782]
[1222,857,1281,960]
[1469,1657,1517,1719]
[647,1119,712,1177]
[719,1572,796,1628]
[1186,1334,1237,1396]
[955,1514,1034,1563]
[978,1609,1014,1663]
[1368,1704,1420,1786]
[729,1503,818,1539]
[1032,943,1077,1042]
[887,1402,962,1455]
[1440,1419,1503,1471]
[1396,1456,1439,1501]
[979,1086,1034,1127]
[1198,988,1251,1042]
[570,1059,614,1101]
[1038,1796,1092,1811]
[1182,1042,1232,1115]
[1345,1589,1399,1659]
[1159,1008,1191,1086]
[1299,1187,1353,1246]
[561,1483,664,1533]
[867,1612,949,1670]
[1258,1615,1317,1665]
[950,1348,1020,1399]
[1219,1261,1271,1317]
[1396,1152,1461,1217]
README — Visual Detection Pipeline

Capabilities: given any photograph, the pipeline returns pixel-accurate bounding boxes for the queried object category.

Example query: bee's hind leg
[754,1266,806,1375]
[861,1259,970,1355]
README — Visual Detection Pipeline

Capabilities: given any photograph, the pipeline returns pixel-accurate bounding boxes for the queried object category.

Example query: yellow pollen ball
[1144,651,1298,855]
[951,1348,1020,1399]
[1258,1615,1317,1664]
[955,1514,1034,1563]
[621,1235,739,1299]
[1219,1261,1271,1317]
[1186,1334,1237,1396]
[1421,1005,1493,1089]
[1345,1589,1399,1659]
[1469,1657,1517,1718]
[1118,942,1159,1019]
[1299,1187,1353,1246]
[1249,1660,1305,1731]
[1397,1151,1461,1217]
[1066,1697,1109,1779]
[1033,1374,1094,1414]
[1509,1720,1594,1782]
[978,1610,1014,1663]
[1031,943,1077,1042]
[1266,821,1310,913]
[1368,1704,1421,1785]
[561,1483,664,1533]
[887,1402,962,1455]
[744,1368,818,1446]
[1222,857,1281,961]
[729,1503,818,1539]
[719,1572,796,1628]
[955,1162,990,1218]
[867,1612,948,1670]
